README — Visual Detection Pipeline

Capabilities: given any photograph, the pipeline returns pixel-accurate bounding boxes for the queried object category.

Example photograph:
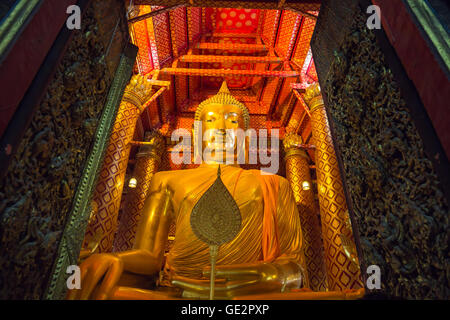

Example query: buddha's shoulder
[277,175,290,188]
[152,168,290,190]
[247,169,290,185]
[152,167,201,182]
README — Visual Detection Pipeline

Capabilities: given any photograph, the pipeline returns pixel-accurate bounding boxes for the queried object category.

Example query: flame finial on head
[218,81,231,95]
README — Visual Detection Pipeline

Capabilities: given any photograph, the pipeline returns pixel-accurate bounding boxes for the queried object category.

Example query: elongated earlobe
[192,123,202,164]
[245,136,249,164]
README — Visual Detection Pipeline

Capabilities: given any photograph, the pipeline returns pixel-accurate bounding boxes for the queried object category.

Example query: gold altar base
[109,286,365,300]
[232,288,365,300]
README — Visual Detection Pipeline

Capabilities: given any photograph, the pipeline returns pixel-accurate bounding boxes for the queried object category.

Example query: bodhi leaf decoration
[190,165,242,300]
[190,165,242,246]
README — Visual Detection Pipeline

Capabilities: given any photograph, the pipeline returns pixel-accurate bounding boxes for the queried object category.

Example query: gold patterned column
[303,83,363,291]
[82,75,156,253]
[113,131,165,252]
[283,133,328,292]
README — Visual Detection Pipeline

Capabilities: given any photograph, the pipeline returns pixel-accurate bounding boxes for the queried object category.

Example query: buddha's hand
[66,253,123,300]
[171,259,303,299]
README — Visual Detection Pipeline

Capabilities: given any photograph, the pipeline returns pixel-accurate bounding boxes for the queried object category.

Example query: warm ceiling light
[128,178,137,188]
[302,181,311,191]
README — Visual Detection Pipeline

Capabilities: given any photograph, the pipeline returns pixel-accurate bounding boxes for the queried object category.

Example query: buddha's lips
[205,144,234,153]
[207,135,236,150]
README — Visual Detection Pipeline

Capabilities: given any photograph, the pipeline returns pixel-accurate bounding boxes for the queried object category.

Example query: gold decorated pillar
[113,130,165,251]
[283,133,328,291]
[82,75,159,253]
[303,83,363,291]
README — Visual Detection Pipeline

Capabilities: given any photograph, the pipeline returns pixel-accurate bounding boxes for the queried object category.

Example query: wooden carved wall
[314,2,449,299]
[0,0,16,21]
[0,0,129,299]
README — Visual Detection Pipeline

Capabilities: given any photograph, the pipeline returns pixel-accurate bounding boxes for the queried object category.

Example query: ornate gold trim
[303,83,324,113]
[0,0,43,63]
[44,49,136,300]
[122,74,157,110]
[405,0,450,71]
[284,148,308,159]
[308,96,324,113]
[283,133,309,159]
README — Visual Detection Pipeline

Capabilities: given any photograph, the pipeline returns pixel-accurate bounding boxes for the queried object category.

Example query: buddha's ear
[235,129,249,165]
[192,123,202,164]
[192,124,196,160]
[245,134,250,164]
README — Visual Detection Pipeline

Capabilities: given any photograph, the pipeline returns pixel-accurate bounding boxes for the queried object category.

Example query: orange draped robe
[163,165,306,280]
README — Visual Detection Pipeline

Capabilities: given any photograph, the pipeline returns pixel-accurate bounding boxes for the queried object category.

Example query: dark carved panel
[310,0,360,87]
[321,8,449,299]
[0,0,17,22]
[0,0,128,299]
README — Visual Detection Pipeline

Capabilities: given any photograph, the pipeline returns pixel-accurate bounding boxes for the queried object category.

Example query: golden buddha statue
[68,82,307,300]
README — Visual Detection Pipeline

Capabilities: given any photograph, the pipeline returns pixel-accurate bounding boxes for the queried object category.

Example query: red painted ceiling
[127,4,321,164]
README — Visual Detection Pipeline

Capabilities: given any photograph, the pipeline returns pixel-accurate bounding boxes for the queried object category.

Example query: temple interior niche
[125,5,320,167]
[1,0,448,301]
[125,6,321,246]
[75,2,368,300]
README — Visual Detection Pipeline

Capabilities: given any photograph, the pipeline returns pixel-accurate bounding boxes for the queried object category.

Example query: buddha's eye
[206,119,214,123]
[225,112,239,124]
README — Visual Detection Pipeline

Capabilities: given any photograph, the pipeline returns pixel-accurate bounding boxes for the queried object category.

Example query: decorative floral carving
[302,82,321,106]
[282,132,303,150]
[122,74,158,107]
[0,1,126,299]
[324,10,449,299]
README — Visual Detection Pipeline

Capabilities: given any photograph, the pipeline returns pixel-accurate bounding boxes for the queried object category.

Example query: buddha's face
[199,103,245,164]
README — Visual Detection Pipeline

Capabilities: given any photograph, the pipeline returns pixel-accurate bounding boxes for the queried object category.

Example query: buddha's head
[194,81,250,164]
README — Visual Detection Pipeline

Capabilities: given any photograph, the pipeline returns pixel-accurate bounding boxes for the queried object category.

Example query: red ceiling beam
[290,82,308,90]
[179,55,282,63]
[196,42,268,51]
[155,68,300,77]
[134,0,322,8]
[292,88,311,118]
[208,32,258,38]
[146,79,171,87]
[257,9,282,114]
[128,4,186,24]
[285,6,318,20]
[139,87,168,113]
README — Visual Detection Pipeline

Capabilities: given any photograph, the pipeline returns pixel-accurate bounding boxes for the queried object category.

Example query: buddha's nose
[215,128,226,138]
[215,116,226,130]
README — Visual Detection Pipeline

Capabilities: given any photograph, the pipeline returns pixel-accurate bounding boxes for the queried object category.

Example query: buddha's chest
[169,169,264,221]
[165,169,267,274]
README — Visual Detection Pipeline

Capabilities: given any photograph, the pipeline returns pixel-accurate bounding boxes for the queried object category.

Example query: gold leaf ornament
[190,166,242,299]
[190,166,242,246]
